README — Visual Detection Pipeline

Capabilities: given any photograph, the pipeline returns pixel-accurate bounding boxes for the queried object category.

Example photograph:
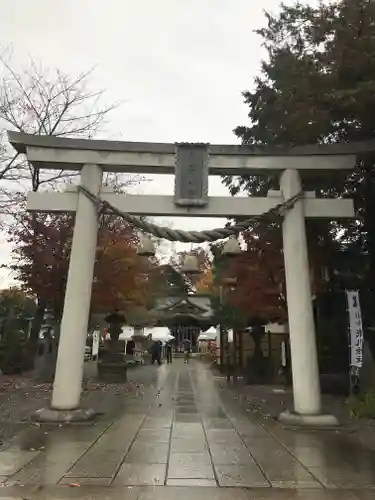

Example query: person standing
[151,340,162,365]
[126,337,135,356]
[183,338,191,364]
[165,340,173,364]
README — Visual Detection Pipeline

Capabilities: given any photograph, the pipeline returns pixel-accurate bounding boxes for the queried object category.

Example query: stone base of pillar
[32,407,97,423]
[278,410,339,428]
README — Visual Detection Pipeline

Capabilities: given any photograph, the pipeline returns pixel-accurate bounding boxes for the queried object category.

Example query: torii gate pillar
[279,169,337,426]
[50,165,102,416]
[34,164,103,421]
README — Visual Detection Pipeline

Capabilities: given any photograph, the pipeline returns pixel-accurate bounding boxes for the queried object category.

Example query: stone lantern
[104,311,126,342]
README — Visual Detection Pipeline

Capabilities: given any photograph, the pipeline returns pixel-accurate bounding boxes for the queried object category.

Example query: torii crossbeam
[9,131,365,426]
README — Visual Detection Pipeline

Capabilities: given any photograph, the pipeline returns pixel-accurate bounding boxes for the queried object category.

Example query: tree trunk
[363,170,375,294]
[24,298,46,370]
[251,326,265,359]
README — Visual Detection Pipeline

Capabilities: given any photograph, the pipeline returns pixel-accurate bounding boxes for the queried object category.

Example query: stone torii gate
[9,131,360,426]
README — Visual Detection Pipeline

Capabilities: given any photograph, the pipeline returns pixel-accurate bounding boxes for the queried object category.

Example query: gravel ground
[216,377,375,451]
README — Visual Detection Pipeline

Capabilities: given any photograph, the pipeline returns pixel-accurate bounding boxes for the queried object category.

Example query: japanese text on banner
[346,290,364,368]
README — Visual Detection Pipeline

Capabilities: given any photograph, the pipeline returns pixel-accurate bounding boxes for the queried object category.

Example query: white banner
[216,325,221,364]
[346,290,364,368]
[92,330,100,357]
[216,325,221,346]
[281,341,287,367]
[228,329,234,343]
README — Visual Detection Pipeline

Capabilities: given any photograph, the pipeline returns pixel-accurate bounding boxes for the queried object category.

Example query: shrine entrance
[9,131,361,426]
[152,294,215,353]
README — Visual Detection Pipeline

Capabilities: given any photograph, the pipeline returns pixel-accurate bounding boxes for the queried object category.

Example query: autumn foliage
[91,216,151,313]
[195,267,214,294]
[9,213,150,318]
[171,247,212,291]
[216,224,326,325]
[226,226,287,324]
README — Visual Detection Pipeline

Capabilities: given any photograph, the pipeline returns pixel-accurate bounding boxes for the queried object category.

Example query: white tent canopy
[117,326,174,342]
[120,326,134,340]
[143,326,173,342]
[198,327,217,341]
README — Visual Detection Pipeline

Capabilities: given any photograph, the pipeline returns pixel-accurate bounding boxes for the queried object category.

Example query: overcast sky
[0,0,287,286]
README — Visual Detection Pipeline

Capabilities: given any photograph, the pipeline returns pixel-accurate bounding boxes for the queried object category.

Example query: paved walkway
[0,360,373,499]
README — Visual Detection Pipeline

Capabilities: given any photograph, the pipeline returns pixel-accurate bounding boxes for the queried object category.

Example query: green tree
[0,288,36,374]
[0,288,36,336]
[224,0,375,322]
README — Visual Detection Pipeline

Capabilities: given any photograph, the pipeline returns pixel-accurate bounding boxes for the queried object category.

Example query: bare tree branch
[0,51,132,229]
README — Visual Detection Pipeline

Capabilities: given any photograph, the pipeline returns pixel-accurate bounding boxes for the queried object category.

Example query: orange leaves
[10,213,73,314]
[92,218,151,313]
[91,239,147,314]
[195,267,214,294]
[10,213,150,316]
[226,226,287,324]
[226,224,326,325]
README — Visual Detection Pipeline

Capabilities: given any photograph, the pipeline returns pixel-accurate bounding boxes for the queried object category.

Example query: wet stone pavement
[0,361,374,499]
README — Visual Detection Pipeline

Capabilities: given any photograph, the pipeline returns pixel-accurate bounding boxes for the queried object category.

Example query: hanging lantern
[181,253,201,274]
[222,236,242,257]
[222,276,238,287]
[137,233,155,257]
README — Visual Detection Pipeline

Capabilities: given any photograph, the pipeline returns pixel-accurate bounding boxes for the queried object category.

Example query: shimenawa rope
[77,186,303,243]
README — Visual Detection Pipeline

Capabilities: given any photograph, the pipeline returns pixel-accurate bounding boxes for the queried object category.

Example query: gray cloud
[0,0,285,285]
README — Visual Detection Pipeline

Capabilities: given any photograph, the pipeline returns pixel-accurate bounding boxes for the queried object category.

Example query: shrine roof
[154,295,212,316]
[151,295,214,326]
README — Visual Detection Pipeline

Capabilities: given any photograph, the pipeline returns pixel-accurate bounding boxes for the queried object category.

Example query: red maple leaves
[226,224,324,324]
[9,213,150,316]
